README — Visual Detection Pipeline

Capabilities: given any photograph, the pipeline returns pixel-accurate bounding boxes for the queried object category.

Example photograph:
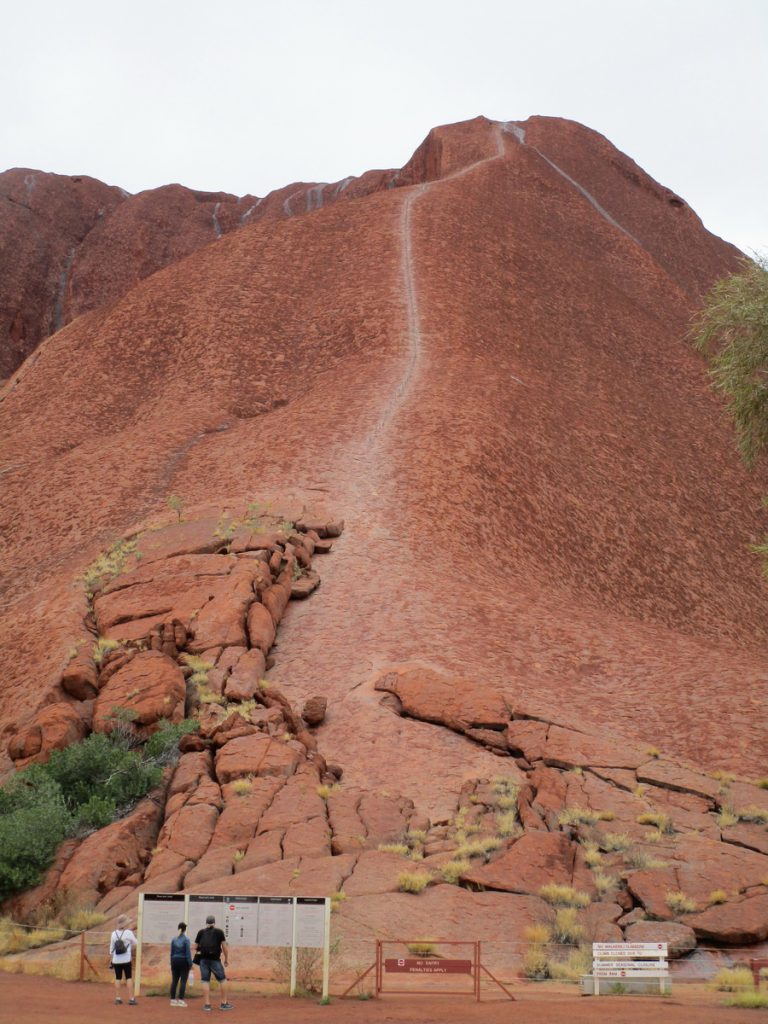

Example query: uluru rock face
[1,116,767,961]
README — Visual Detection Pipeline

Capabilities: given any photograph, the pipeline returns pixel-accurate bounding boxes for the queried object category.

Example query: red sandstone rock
[246,602,276,654]
[686,892,768,944]
[375,667,509,732]
[624,920,696,958]
[93,651,185,732]
[60,648,99,700]
[58,795,163,904]
[215,735,301,784]
[224,648,266,701]
[543,726,647,770]
[301,696,327,726]
[8,702,89,763]
[462,831,577,894]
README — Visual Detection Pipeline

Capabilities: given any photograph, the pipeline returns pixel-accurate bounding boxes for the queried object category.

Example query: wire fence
[1,919,766,995]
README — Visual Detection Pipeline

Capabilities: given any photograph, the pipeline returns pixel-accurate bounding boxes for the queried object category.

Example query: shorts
[113,961,132,980]
[199,958,226,983]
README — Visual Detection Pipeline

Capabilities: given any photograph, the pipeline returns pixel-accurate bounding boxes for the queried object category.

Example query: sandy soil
[0,977,760,1024]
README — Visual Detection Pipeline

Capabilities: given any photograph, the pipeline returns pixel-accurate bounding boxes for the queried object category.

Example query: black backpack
[114,931,127,955]
[199,927,218,958]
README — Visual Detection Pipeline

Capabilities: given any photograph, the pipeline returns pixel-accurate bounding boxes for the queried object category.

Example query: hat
[205,915,216,924]
[116,914,128,927]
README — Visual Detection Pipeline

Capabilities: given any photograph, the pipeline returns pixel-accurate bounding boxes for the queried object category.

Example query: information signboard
[140,893,186,944]
[223,896,259,946]
[295,897,326,949]
[187,894,224,940]
[258,896,293,948]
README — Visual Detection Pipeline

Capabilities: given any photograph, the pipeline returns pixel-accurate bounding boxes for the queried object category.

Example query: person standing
[108,913,138,1005]
[194,915,234,1012]
[170,921,193,1007]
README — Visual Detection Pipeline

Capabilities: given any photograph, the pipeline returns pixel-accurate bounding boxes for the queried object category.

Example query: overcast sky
[2,0,765,255]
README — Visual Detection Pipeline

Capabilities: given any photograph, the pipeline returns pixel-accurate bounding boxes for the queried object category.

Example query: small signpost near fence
[135,893,330,1000]
[592,942,669,995]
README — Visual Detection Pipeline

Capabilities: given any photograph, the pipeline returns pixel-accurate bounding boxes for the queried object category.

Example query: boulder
[625,920,696,958]
[543,725,647,770]
[687,892,768,945]
[246,602,276,654]
[302,696,327,727]
[374,667,509,732]
[93,651,185,731]
[8,702,89,764]
[224,648,266,702]
[60,647,99,700]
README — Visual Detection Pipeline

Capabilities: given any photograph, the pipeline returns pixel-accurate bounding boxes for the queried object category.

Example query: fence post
[79,931,85,983]
[289,898,298,997]
[321,897,331,1001]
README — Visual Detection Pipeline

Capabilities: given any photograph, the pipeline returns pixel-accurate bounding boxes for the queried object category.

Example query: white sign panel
[187,895,224,941]
[223,896,260,946]
[258,897,294,948]
[593,942,667,955]
[594,969,670,978]
[141,894,186,944]
[295,898,326,948]
[593,960,668,970]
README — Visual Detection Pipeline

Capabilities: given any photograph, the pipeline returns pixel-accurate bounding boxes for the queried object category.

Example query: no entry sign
[385,957,473,974]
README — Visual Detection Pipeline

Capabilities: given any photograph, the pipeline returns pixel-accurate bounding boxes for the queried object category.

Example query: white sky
[2,0,766,255]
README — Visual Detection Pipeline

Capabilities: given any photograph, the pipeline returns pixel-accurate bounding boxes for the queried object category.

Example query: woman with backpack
[170,921,194,1007]
[108,914,138,1005]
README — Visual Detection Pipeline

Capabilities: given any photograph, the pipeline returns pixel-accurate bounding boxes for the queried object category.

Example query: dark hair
[178,922,187,932]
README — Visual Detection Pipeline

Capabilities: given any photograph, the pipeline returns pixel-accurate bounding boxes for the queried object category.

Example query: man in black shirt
[194,915,234,1012]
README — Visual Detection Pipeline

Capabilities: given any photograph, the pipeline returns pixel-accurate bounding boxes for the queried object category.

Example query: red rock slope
[1,118,767,949]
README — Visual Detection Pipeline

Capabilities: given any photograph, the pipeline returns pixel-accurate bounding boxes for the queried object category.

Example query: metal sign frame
[135,893,331,999]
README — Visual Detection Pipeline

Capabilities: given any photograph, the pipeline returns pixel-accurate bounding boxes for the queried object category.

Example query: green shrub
[0,718,197,901]
[0,777,72,901]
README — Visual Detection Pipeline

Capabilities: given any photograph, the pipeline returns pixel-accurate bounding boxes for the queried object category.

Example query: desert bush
[406,941,435,955]
[737,806,768,825]
[0,777,72,901]
[92,637,121,666]
[398,871,431,894]
[167,494,185,521]
[717,806,739,828]
[665,890,697,914]
[62,908,106,932]
[636,812,673,833]
[558,806,600,826]
[523,923,552,945]
[600,832,631,852]
[316,784,340,800]
[539,884,590,908]
[82,538,137,595]
[378,843,409,856]
[581,842,602,868]
[593,873,620,896]
[549,945,592,982]
[551,908,583,944]
[625,848,667,871]
[725,991,768,1008]
[712,967,758,991]
[232,779,253,796]
[496,811,519,837]
[440,859,470,885]
[708,889,728,905]
[522,946,551,980]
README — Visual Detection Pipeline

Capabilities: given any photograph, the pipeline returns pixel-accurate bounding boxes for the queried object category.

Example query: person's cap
[205,915,215,924]
[116,914,128,926]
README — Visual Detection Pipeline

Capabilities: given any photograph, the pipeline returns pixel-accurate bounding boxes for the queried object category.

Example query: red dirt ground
[0,976,760,1024]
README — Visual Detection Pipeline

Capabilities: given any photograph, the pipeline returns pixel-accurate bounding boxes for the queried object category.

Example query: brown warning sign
[384,958,473,975]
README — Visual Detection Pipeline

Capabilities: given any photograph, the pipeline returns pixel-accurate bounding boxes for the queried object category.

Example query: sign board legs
[289,898,298,998]
[321,896,331,1001]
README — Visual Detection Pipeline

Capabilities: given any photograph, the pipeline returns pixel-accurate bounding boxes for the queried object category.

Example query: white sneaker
[170,999,179,1006]
[177,1000,187,1007]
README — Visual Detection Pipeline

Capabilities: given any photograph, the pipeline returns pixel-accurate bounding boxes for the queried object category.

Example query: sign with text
[257,896,294,948]
[295,897,326,949]
[140,893,186,944]
[593,942,667,956]
[187,895,224,940]
[385,958,473,975]
[223,896,259,946]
